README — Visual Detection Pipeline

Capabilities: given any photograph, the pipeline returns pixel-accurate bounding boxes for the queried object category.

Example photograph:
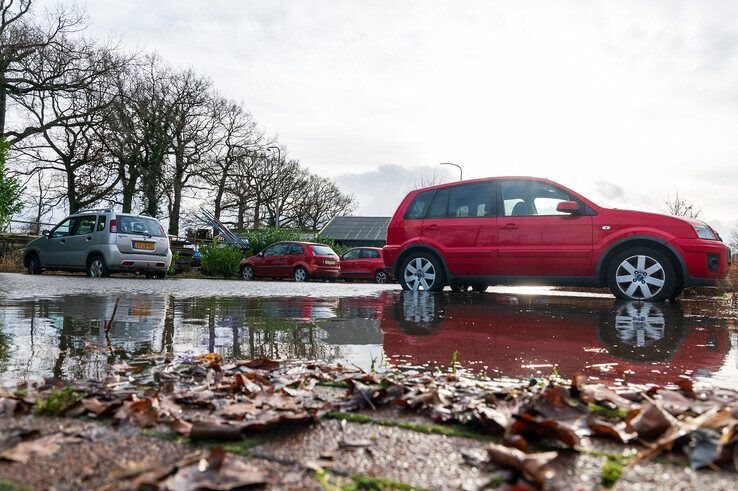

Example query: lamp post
[267,146,282,227]
[440,162,462,181]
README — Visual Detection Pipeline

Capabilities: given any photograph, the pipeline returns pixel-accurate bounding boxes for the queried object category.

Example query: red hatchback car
[383,176,731,300]
[240,241,340,282]
[339,247,389,283]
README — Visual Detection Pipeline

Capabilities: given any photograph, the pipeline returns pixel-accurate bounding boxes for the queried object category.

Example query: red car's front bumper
[668,238,731,286]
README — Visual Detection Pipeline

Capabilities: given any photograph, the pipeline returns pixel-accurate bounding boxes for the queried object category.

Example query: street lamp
[267,146,282,228]
[440,162,462,181]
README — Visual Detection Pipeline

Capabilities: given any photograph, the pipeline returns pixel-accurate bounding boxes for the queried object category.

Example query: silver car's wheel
[242,265,254,281]
[374,270,387,284]
[88,257,105,278]
[615,255,666,300]
[404,257,437,291]
[294,267,308,282]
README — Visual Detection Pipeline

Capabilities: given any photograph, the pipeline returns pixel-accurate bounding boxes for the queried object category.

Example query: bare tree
[23,168,63,232]
[729,226,738,254]
[665,191,701,219]
[14,49,122,213]
[408,167,448,191]
[0,0,126,142]
[290,174,356,231]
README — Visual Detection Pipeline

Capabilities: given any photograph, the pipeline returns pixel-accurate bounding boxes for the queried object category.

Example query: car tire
[241,265,255,281]
[155,271,166,279]
[668,286,683,301]
[293,267,308,282]
[26,254,42,275]
[374,270,387,284]
[399,252,446,292]
[607,247,676,302]
[472,283,487,293]
[87,255,110,278]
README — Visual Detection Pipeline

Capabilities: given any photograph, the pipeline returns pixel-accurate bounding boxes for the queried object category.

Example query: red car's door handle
[499,223,519,230]
[426,224,439,231]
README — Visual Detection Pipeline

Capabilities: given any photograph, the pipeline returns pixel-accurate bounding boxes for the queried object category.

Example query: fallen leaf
[189,421,243,441]
[244,357,280,370]
[486,443,557,487]
[511,413,580,448]
[587,416,637,443]
[628,401,675,441]
[0,433,82,463]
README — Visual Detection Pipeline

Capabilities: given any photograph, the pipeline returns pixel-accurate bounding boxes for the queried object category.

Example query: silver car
[23,210,173,278]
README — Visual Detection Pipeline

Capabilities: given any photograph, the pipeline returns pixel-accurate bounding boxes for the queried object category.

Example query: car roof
[412,176,556,193]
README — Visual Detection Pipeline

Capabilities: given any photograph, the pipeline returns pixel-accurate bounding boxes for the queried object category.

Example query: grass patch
[34,387,84,416]
[317,381,350,389]
[0,478,30,491]
[141,428,269,455]
[600,455,628,488]
[588,403,628,420]
[315,469,426,491]
[326,411,498,441]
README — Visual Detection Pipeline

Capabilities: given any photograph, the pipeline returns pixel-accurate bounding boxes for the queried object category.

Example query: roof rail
[76,208,114,214]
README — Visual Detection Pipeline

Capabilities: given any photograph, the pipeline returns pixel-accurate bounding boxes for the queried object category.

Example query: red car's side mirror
[556,201,579,214]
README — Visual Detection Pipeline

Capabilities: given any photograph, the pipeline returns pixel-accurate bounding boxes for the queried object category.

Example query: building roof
[319,216,391,242]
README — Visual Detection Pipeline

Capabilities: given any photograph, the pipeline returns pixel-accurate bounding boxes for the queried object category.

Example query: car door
[340,249,360,277]
[421,181,498,276]
[285,244,305,276]
[42,217,79,268]
[63,215,97,269]
[357,249,378,278]
[257,243,288,277]
[497,179,593,277]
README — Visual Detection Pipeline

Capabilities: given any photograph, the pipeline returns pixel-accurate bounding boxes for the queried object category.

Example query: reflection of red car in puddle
[379,292,730,385]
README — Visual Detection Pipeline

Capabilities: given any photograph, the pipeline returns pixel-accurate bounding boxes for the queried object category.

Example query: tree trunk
[0,67,7,138]
[252,200,260,229]
[67,170,79,214]
[120,165,138,213]
[168,183,181,236]
[236,200,245,229]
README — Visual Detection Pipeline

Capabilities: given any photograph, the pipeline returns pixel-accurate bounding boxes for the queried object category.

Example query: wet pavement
[0,273,736,389]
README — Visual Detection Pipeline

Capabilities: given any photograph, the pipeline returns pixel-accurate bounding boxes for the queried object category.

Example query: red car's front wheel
[607,247,676,301]
[241,265,255,281]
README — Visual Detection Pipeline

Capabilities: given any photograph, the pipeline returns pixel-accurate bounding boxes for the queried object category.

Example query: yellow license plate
[134,241,155,250]
[324,260,336,265]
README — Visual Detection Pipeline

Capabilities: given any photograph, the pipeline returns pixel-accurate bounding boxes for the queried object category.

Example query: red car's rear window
[310,245,336,256]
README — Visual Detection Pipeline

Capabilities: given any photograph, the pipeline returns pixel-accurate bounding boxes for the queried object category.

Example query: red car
[339,247,390,283]
[383,176,731,300]
[240,241,340,282]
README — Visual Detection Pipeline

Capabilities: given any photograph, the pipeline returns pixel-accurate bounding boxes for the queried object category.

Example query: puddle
[0,290,736,389]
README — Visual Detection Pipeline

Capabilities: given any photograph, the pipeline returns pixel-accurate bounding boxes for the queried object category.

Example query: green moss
[141,428,268,455]
[0,478,30,491]
[600,456,627,488]
[317,380,350,389]
[34,387,83,415]
[588,403,628,420]
[12,389,27,398]
[326,411,498,441]
[315,469,426,491]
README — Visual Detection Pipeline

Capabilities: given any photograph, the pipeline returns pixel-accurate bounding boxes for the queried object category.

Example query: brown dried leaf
[486,443,557,487]
[244,357,280,370]
[0,433,82,463]
[511,413,580,448]
[628,401,675,441]
[189,421,243,441]
[587,416,637,443]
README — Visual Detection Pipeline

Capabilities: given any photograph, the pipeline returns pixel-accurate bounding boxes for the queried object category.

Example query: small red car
[339,247,390,283]
[383,176,731,300]
[240,241,340,282]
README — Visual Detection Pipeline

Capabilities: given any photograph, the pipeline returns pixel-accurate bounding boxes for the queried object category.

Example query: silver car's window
[118,216,165,237]
[74,216,97,235]
[51,218,76,238]
[96,215,106,232]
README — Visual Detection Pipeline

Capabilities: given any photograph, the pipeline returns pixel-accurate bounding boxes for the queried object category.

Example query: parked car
[240,241,340,282]
[339,247,391,283]
[382,176,731,300]
[23,210,172,278]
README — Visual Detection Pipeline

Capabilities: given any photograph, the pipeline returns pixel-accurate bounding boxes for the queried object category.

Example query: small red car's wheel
[293,267,308,282]
[607,247,676,301]
[241,265,255,281]
[374,270,387,284]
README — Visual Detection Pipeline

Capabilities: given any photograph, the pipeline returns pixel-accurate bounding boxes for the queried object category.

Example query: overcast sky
[78,0,738,234]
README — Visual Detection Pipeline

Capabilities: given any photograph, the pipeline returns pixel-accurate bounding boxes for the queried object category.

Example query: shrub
[0,249,23,273]
[167,250,180,276]
[199,241,244,278]
[237,227,303,256]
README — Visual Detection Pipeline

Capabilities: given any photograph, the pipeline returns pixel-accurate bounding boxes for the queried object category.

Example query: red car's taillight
[109,219,117,233]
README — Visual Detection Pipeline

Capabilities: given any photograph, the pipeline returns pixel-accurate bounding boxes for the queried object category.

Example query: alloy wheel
[614,302,666,347]
[242,266,254,280]
[89,258,104,278]
[404,257,436,291]
[615,255,666,300]
[294,268,307,282]
[375,270,387,284]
